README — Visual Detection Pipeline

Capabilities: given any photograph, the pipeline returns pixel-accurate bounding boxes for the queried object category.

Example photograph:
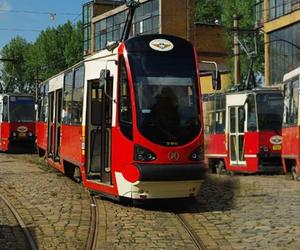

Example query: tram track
[86,195,98,250]
[175,213,206,250]
[0,193,37,250]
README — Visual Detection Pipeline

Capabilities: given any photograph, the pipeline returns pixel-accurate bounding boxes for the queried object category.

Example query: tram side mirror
[212,71,221,90]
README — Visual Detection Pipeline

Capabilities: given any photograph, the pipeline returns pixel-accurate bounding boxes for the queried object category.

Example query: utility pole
[35,68,40,101]
[233,14,241,86]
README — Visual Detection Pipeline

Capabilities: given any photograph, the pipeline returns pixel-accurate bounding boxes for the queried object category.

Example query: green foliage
[196,0,264,84]
[1,36,32,93]
[1,21,83,94]
[195,0,222,25]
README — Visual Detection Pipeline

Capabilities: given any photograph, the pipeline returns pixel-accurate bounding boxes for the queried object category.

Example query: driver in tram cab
[151,87,180,128]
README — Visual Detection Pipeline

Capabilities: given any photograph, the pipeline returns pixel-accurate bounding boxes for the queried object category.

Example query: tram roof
[40,45,119,85]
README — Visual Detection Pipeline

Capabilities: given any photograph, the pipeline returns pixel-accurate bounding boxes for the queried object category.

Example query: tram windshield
[129,54,201,146]
[256,93,283,131]
[9,96,35,122]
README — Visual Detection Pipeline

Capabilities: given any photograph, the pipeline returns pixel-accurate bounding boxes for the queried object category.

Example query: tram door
[229,106,246,165]
[47,89,63,161]
[86,78,113,185]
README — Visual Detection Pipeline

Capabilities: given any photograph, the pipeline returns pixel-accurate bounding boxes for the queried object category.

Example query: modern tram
[203,88,284,174]
[36,33,206,199]
[282,67,300,180]
[0,94,35,152]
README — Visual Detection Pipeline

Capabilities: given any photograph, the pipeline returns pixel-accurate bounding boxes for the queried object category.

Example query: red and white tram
[282,67,300,180]
[0,94,35,152]
[203,88,284,174]
[36,34,206,199]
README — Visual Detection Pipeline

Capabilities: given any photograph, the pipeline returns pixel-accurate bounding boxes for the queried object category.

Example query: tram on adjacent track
[0,94,35,152]
[36,34,206,199]
[282,67,300,180]
[203,88,284,174]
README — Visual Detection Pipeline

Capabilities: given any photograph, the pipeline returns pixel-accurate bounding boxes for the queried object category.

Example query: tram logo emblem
[149,39,174,52]
[17,126,28,133]
[168,151,180,161]
[270,135,282,145]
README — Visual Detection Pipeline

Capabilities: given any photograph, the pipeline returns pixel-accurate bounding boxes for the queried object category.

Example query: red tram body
[203,89,284,174]
[282,67,300,180]
[36,34,206,199]
[0,94,35,152]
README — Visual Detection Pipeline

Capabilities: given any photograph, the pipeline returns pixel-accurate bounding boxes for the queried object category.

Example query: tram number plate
[19,132,26,137]
[272,145,281,151]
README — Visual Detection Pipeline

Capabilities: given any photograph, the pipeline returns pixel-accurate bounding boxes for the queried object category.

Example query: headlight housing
[134,144,157,162]
[189,145,204,161]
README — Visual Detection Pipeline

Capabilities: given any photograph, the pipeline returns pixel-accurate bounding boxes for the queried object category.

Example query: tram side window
[0,102,2,122]
[247,94,257,131]
[63,71,73,124]
[71,66,84,125]
[284,78,299,125]
[215,95,225,133]
[2,97,8,122]
[203,95,225,134]
[38,84,48,122]
[119,56,133,140]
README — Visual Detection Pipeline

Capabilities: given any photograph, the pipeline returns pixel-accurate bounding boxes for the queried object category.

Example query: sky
[0,0,88,49]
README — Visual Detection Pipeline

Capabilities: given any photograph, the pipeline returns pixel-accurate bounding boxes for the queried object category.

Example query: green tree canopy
[0,36,32,93]
[1,21,83,94]
[196,0,264,85]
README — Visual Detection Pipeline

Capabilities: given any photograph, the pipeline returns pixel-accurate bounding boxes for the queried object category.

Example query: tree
[1,21,84,93]
[195,0,264,85]
[195,0,222,25]
[0,36,33,93]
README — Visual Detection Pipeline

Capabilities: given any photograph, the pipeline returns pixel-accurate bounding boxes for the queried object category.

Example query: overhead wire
[0,8,80,16]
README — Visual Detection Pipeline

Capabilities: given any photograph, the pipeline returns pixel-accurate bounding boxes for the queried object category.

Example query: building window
[268,0,300,20]
[94,0,160,51]
[83,3,93,54]
[269,22,300,85]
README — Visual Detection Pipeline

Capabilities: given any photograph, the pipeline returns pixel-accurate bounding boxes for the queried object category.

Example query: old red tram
[0,94,35,152]
[36,34,206,199]
[203,88,284,174]
[282,67,300,180]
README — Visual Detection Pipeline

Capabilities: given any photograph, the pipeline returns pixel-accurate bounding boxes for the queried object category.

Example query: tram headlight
[28,132,33,137]
[134,144,157,162]
[260,146,269,152]
[189,145,204,161]
[12,132,17,137]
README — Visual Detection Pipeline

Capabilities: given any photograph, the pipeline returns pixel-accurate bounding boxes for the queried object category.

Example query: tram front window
[129,54,201,146]
[256,93,283,131]
[9,96,35,122]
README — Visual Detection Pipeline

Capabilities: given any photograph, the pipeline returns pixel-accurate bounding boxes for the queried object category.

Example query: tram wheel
[73,167,82,183]
[291,166,300,181]
[216,161,225,175]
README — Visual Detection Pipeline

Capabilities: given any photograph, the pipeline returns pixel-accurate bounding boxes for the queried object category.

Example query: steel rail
[176,213,207,250]
[85,195,98,250]
[0,193,37,250]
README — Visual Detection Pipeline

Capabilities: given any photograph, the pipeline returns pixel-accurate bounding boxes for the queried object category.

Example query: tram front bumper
[134,163,207,181]
[116,163,207,199]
